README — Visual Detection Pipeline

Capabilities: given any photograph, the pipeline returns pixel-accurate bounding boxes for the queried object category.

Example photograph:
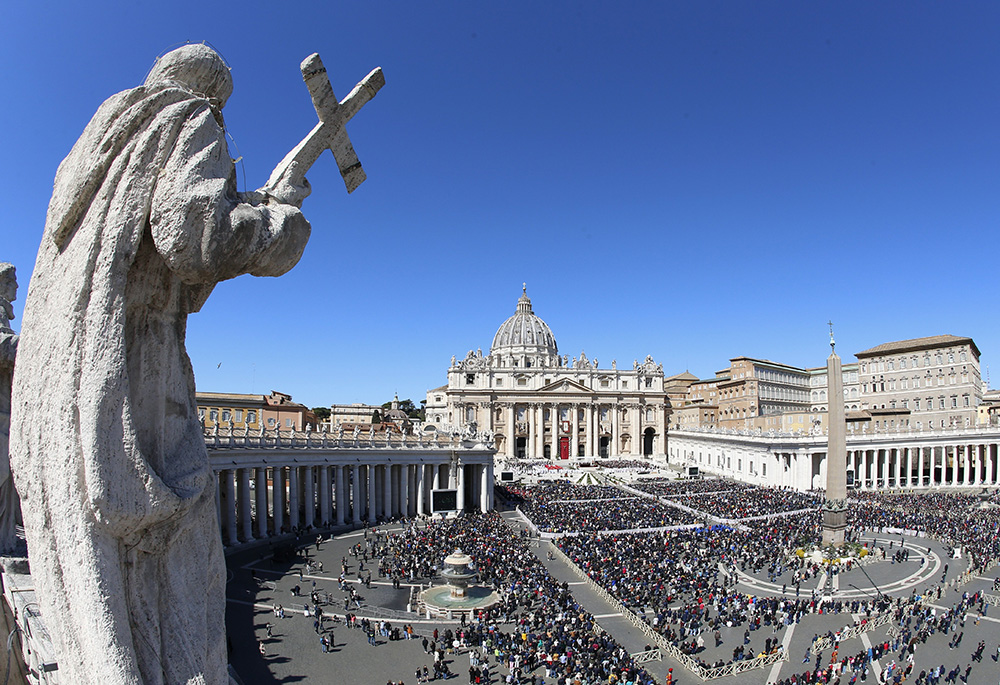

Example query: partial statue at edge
[0,263,20,554]
[10,44,383,685]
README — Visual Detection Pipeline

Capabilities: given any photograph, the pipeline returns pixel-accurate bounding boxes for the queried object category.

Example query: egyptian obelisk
[822,323,848,546]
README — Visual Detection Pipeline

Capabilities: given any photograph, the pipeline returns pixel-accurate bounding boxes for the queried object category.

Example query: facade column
[225,470,238,545]
[550,403,559,459]
[288,466,300,529]
[351,465,361,524]
[239,468,253,541]
[507,404,516,458]
[319,466,331,526]
[334,466,345,526]
[255,467,269,538]
[528,405,537,459]
[894,449,902,489]
[633,405,642,455]
[612,406,620,457]
[584,404,594,457]
[367,464,377,523]
[918,447,925,487]
[571,404,580,458]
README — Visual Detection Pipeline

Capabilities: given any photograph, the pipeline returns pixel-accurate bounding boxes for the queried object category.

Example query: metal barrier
[811,611,896,654]
[700,648,787,680]
[630,648,663,663]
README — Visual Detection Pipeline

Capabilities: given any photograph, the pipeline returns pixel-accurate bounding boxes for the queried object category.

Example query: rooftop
[855,335,979,359]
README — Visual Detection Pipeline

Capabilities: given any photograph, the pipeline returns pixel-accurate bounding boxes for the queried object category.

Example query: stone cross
[266,53,385,195]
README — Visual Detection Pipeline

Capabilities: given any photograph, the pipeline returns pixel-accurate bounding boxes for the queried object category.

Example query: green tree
[371,410,382,424]
[312,406,331,421]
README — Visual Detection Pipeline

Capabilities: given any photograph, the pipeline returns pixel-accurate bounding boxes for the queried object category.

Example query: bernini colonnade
[669,425,1000,492]
[206,427,495,546]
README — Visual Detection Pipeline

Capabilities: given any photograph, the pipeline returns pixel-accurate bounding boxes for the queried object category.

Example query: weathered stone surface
[10,45,310,685]
[0,263,19,554]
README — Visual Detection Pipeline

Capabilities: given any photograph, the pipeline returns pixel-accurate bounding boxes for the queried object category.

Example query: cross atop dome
[516,283,533,314]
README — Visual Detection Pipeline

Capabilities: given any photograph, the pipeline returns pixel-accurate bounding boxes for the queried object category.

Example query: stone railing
[204,424,495,451]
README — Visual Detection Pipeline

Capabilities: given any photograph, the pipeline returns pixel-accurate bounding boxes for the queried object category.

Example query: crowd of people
[505,483,698,532]
[370,512,659,685]
[669,488,822,520]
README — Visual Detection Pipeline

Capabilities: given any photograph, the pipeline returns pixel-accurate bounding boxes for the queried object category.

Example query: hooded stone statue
[10,44,310,684]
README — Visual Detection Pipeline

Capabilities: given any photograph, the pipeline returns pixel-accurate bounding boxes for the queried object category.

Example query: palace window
[209,409,218,422]
[466,373,475,385]
[495,378,503,386]
[517,377,527,387]
[247,410,257,424]
[234,409,243,422]
[198,408,205,420]
[222,410,230,422]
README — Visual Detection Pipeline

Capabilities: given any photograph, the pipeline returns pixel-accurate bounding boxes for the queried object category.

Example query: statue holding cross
[10,44,383,685]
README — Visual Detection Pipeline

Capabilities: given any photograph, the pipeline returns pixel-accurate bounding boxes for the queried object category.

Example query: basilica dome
[490,287,559,359]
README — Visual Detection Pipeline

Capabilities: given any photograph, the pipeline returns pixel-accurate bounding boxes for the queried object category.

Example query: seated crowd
[371,512,658,685]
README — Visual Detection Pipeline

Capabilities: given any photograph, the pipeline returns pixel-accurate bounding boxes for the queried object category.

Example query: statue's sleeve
[149,103,311,286]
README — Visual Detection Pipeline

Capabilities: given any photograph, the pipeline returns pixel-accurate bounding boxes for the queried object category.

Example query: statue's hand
[263,175,312,209]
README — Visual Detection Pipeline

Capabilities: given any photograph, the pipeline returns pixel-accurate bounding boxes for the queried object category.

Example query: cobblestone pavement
[226,509,1000,684]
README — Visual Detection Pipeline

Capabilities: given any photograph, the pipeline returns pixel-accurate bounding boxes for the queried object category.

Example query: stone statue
[9,45,327,685]
[0,263,20,554]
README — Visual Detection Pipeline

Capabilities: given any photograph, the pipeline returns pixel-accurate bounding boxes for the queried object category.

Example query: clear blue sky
[3,2,998,409]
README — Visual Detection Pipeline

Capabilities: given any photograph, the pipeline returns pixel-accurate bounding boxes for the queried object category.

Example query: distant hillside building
[197,390,316,432]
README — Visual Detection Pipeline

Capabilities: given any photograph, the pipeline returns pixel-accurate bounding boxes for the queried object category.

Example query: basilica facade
[425,288,670,459]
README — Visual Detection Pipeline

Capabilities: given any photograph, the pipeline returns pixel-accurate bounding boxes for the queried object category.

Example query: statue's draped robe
[11,82,309,684]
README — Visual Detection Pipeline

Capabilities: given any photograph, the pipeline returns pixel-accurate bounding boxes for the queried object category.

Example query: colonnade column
[334,466,345,526]
[383,464,392,519]
[456,463,466,512]
[416,463,425,516]
[351,465,361,524]
[367,464,377,523]
[239,468,253,541]
[571,404,579,458]
[319,466,331,525]
[918,447,925,487]
[225,470,238,544]
[273,466,285,533]
[288,466,300,529]
[303,466,315,528]
[215,474,222,539]
[479,464,489,512]
[486,463,494,510]
[255,467,269,538]
[400,465,410,518]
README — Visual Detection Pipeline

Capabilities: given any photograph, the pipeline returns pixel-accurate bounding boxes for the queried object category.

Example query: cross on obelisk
[266,54,385,196]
